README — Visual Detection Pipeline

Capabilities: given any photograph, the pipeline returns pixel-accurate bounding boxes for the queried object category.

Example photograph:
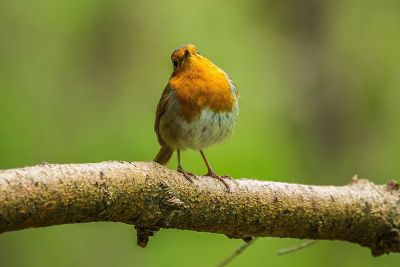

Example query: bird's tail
[154,146,174,165]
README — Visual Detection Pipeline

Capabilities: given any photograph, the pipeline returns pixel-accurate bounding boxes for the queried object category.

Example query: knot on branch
[132,180,187,247]
[386,180,400,192]
[134,225,160,248]
[374,228,400,256]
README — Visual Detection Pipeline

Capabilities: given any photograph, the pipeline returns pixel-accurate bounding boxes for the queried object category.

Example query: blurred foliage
[1,0,400,266]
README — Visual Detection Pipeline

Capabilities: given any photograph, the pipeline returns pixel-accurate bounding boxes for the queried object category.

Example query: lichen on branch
[0,161,399,256]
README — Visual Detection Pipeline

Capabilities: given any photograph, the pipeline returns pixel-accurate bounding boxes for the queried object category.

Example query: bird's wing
[154,84,172,146]
[226,74,238,97]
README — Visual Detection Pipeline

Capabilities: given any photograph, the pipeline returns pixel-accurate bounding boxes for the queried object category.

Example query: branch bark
[0,161,399,256]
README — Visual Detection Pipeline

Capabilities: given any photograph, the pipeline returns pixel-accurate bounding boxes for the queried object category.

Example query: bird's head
[170,44,203,72]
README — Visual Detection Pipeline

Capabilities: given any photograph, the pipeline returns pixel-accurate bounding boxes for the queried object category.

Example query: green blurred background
[1,0,399,266]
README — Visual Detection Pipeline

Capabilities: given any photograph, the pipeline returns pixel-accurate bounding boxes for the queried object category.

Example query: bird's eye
[184,49,190,58]
[172,59,179,69]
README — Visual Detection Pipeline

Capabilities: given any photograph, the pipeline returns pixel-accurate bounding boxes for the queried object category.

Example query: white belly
[159,99,239,150]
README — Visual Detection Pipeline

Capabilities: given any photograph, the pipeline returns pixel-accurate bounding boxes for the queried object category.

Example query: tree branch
[0,161,399,256]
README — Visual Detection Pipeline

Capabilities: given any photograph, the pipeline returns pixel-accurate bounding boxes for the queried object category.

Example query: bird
[153,44,239,191]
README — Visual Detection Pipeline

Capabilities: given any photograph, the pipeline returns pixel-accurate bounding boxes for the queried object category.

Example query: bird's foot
[177,166,195,182]
[205,171,231,192]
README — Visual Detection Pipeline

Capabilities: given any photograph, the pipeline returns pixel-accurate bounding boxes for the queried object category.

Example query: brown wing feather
[154,84,172,146]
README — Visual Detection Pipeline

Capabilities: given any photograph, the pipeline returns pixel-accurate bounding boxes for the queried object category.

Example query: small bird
[154,44,239,190]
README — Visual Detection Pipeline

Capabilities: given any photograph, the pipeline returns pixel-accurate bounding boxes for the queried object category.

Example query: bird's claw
[205,171,231,192]
[177,166,195,182]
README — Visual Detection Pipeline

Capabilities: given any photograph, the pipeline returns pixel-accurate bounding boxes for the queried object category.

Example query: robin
[153,44,239,191]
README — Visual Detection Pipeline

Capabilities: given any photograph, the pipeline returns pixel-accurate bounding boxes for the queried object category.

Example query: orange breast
[169,56,234,121]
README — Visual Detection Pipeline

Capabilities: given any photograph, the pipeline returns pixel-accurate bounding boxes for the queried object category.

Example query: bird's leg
[200,150,231,191]
[177,149,195,182]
